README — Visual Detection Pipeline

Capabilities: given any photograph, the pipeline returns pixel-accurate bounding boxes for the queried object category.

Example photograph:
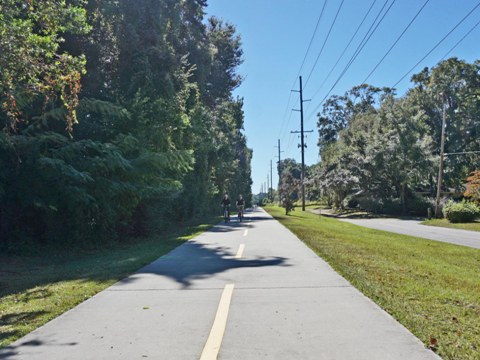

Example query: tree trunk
[400,182,407,215]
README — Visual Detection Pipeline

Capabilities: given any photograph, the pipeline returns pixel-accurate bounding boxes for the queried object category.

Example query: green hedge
[443,200,480,223]
[356,195,432,216]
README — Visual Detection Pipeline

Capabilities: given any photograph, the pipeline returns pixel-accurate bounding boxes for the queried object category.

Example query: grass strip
[265,206,480,360]
[0,217,218,349]
[421,219,480,232]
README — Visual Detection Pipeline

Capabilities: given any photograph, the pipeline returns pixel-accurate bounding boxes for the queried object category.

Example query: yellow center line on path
[235,244,245,259]
[200,284,235,360]
[243,229,248,237]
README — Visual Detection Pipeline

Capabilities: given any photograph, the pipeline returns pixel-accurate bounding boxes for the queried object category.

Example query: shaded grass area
[422,219,480,232]
[0,217,218,349]
[265,206,480,360]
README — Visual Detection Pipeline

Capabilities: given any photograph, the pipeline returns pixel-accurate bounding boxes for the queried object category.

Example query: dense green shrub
[356,194,433,217]
[343,195,359,209]
[382,198,403,215]
[357,196,384,214]
[356,195,401,214]
[443,200,480,223]
[406,196,434,217]
[279,172,299,215]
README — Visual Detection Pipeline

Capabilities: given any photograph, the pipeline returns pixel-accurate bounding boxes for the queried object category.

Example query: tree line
[279,58,480,216]
[0,0,252,251]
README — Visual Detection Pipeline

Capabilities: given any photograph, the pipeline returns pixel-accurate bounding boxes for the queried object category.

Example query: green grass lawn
[421,219,480,232]
[0,217,218,349]
[265,206,480,360]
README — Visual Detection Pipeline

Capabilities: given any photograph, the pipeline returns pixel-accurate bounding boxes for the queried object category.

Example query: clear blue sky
[206,0,480,194]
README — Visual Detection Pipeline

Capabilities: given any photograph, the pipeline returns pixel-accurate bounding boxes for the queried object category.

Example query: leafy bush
[406,196,434,217]
[356,195,434,217]
[279,172,299,215]
[382,198,403,215]
[356,196,402,214]
[0,132,191,251]
[443,200,480,223]
[357,196,384,214]
[343,195,359,209]
[261,197,271,206]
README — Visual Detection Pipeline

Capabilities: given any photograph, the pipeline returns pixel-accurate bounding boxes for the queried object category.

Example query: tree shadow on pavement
[0,337,78,359]
[210,210,275,232]
[209,221,254,233]
[0,339,43,360]
[117,239,290,288]
[0,209,282,352]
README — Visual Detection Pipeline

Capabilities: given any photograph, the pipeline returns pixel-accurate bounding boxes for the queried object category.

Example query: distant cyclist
[236,194,245,222]
[221,194,231,222]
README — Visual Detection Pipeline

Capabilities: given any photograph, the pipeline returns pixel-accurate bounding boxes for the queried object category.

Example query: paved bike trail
[0,208,440,359]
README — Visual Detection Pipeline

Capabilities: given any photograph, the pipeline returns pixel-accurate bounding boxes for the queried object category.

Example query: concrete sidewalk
[1,208,440,359]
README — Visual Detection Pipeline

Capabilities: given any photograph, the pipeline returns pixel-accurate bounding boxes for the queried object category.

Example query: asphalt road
[339,218,480,249]
[1,208,440,360]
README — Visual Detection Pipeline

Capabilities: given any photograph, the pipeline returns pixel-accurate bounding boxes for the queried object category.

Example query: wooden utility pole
[275,139,284,205]
[291,76,313,211]
[270,160,273,201]
[275,139,284,173]
[277,139,282,163]
[267,175,269,198]
[435,94,447,218]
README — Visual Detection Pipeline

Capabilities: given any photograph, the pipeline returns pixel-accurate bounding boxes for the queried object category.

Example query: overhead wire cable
[333,0,395,84]
[392,1,480,88]
[282,109,295,142]
[441,18,480,60]
[297,0,329,79]
[304,0,346,88]
[285,132,295,155]
[277,91,295,140]
[306,0,377,110]
[278,1,328,141]
[307,0,396,120]
[362,0,430,84]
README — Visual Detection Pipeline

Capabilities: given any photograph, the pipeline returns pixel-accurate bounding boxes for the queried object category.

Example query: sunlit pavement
[1,208,440,360]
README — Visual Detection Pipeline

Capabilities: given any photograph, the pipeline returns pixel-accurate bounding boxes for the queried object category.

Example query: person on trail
[221,194,231,221]
[236,194,245,221]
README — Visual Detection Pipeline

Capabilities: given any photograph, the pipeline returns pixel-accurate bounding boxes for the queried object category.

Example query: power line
[297,0,328,79]
[333,0,395,84]
[305,0,377,112]
[307,0,396,120]
[277,90,295,140]
[278,1,328,141]
[362,0,430,84]
[441,18,480,60]
[392,1,480,88]
[285,132,295,156]
[304,0,346,88]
